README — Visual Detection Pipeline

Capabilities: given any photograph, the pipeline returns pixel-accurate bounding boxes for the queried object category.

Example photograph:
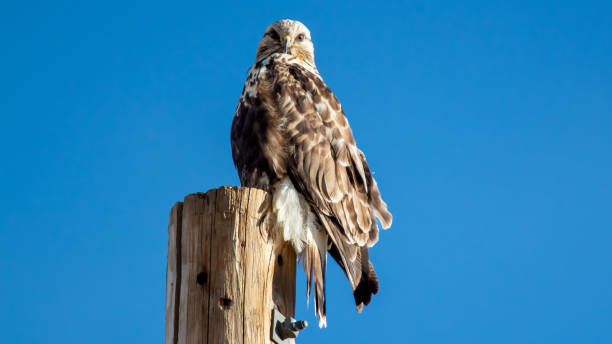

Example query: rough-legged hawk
[231,19,392,327]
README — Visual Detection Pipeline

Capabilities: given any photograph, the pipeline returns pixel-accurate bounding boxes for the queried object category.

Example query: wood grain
[165,202,182,344]
[165,187,296,344]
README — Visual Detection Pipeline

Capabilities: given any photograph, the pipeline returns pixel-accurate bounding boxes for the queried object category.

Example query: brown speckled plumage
[231,19,392,326]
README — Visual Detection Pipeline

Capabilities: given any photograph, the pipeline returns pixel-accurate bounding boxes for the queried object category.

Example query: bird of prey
[231,19,392,327]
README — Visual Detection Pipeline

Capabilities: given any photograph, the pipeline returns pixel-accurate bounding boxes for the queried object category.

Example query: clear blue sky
[1,1,611,343]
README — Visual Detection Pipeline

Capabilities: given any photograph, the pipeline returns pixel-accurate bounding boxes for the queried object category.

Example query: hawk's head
[255,19,315,65]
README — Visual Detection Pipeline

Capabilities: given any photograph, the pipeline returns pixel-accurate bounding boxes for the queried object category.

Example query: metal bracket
[271,309,308,344]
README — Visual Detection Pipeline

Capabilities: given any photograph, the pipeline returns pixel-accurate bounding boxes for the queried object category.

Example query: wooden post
[165,186,297,344]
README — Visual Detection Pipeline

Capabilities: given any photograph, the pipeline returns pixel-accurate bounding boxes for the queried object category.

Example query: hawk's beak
[282,35,292,54]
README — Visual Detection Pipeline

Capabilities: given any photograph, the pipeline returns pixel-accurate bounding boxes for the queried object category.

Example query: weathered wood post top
[165,186,297,344]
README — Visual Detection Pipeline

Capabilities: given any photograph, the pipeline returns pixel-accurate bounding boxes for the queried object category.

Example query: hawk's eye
[296,33,305,42]
[268,30,280,41]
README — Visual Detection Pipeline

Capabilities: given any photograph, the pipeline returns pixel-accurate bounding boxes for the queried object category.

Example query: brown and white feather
[231,19,392,327]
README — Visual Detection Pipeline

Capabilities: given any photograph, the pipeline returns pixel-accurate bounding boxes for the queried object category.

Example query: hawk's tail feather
[328,242,379,312]
[353,248,379,312]
[302,239,327,327]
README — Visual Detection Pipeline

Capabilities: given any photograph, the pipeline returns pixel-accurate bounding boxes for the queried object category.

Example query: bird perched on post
[231,19,392,327]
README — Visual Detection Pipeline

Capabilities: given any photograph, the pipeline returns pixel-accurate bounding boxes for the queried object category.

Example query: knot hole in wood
[219,297,233,310]
[197,272,207,285]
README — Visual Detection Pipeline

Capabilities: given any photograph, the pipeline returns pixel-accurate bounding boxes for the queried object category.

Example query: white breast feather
[273,178,318,254]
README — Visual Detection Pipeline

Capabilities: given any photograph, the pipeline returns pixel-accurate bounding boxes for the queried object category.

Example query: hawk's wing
[277,62,392,299]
